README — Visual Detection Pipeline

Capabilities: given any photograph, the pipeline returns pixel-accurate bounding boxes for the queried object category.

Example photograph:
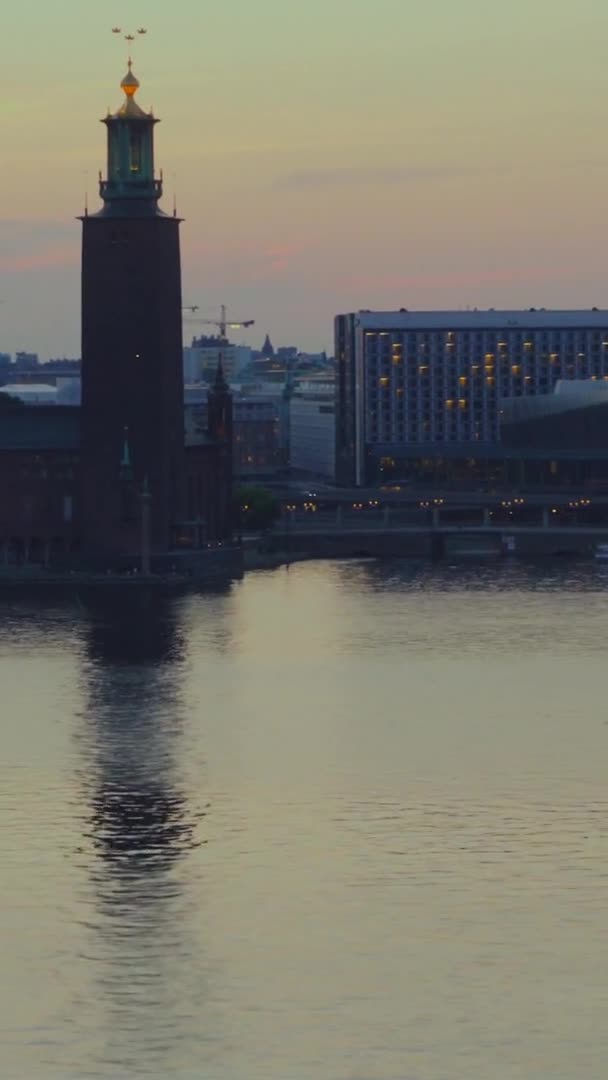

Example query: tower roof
[112,60,150,120]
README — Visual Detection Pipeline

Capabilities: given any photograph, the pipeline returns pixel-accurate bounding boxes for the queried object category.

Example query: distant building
[0,354,11,369]
[14,352,39,370]
[185,386,281,479]
[233,396,281,477]
[43,359,81,374]
[184,339,252,383]
[0,358,81,390]
[7,379,81,407]
[289,379,335,479]
[5,383,58,406]
[336,309,608,486]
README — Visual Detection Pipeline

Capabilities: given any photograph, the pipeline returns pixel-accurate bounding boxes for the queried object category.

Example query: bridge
[265,502,608,560]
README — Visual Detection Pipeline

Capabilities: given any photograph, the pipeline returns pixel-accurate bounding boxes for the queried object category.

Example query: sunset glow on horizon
[3,0,608,357]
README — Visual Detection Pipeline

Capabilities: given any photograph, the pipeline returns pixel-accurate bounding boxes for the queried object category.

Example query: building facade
[336,309,608,486]
[289,381,335,479]
[499,380,608,489]
[185,388,281,479]
[184,340,252,383]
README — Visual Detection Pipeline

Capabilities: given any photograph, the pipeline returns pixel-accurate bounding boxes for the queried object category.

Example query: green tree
[0,391,24,411]
[233,485,279,531]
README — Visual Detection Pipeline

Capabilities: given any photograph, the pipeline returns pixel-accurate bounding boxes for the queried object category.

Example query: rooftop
[0,406,80,451]
[350,309,608,331]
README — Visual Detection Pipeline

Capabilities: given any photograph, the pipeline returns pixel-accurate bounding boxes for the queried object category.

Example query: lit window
[129,133,142,173]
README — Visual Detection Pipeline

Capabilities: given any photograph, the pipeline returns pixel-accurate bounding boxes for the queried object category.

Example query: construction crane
[183,304,255,340]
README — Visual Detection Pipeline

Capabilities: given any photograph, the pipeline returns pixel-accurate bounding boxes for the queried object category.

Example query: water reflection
[75,594,208,1075]
[2,566,608,1079]
[332,554,608,595]
[80,595,198,877]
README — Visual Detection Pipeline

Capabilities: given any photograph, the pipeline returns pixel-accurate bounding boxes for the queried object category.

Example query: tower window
[129,133,142,173]
[109,228,129,247]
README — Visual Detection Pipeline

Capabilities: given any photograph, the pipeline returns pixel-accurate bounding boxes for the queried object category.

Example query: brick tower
[80,60,184,558]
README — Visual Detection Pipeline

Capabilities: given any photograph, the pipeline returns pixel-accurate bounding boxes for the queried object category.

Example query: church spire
[212,353,229,395]
[261,333,274,358]
[96,61,163,217]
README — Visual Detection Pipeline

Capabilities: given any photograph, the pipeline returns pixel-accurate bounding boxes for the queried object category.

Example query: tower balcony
[99,177,163,201]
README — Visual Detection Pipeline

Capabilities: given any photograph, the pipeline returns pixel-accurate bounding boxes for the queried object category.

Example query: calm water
[1,560,607,1080]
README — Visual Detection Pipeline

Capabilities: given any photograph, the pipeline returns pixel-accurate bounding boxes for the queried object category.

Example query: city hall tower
[80,61,184,556]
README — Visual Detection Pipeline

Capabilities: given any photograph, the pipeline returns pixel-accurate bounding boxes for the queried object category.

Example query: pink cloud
[0,220,79,274]
[0,246,79,273]
[343,265,576,292]
[182,236,313,284]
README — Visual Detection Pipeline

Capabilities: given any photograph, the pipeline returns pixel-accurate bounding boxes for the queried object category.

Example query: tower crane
[183,304,255,340]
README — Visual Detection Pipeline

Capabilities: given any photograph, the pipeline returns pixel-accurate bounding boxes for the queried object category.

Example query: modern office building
[499,380,608,489]
[335,309,608,486]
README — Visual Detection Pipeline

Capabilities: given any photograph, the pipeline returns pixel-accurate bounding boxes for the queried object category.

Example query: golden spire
[121,59,140,98]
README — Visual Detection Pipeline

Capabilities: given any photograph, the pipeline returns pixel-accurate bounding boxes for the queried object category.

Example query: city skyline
[2,0,608,358]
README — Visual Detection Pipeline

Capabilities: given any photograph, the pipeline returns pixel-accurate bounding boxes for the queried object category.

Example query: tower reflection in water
[77,594,208,1071]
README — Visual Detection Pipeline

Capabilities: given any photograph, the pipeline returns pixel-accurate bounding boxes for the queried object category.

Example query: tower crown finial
[121,61,140,98]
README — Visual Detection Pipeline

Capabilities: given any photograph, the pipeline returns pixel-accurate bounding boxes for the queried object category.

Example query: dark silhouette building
[80,61,185,555]
[0,61,233,569]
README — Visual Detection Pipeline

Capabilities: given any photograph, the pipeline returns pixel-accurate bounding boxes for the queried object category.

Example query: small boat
[594,543,608,560]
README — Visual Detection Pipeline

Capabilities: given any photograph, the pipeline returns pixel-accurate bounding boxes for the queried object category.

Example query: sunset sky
[2,0,608,357]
